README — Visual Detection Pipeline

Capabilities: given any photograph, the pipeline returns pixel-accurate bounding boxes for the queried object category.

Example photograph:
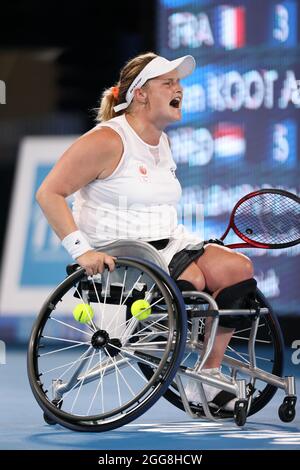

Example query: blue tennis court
[1,347,299,450]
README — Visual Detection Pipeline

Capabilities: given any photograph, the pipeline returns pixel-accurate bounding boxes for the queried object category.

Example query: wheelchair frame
[27,240,297,431]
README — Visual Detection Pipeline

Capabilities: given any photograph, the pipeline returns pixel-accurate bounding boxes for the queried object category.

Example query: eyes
[152,78,181,88]
[163,79,180,87]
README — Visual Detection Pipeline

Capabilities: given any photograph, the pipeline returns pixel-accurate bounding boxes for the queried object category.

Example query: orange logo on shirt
[137,163,149,182]
[139,164,147,175]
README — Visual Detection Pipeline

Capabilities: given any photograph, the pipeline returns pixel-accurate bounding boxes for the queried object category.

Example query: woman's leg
[177,260,206,291]
[178,243,254,369]
[196,244,254,368]
[195,244,254,294]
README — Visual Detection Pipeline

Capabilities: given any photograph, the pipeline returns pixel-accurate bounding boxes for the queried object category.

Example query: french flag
[214,123,246,159]
[218,6,245,50]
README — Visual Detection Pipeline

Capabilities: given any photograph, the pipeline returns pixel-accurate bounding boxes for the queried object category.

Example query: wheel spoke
[230,350,274,363]
[105,348,136,399]
[42,351,97,375]
[70,350,96,413]
[42,335,90,345]
[87,350,110,415]
[226,344,251,365]
[127,340,167,349]
[124,330,169,341]
[105,268,127,334]
[109,342,162,369]
[90,277,104,325]
[181,351,192,365]
[56,346,93,382]
[116,350,149,383]
[234,322,266,336]
[56,353,95,406]
[113,356,122,406]
[100,270,111,329]
[121,312,168,345]
[105,271,143,334]
[50,317,93,337]
[39,341,88,357]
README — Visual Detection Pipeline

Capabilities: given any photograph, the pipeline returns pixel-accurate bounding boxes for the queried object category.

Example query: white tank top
[73,114,203,264]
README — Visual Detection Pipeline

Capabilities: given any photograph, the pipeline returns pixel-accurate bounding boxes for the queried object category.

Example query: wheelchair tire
[27,257,187,432]
[139,288,284,418]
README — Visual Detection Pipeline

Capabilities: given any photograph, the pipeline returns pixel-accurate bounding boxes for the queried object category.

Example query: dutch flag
[214,123,246,159]
[218,6,245,50]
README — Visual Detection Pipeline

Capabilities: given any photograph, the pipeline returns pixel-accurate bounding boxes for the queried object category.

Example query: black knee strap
[215,278,257,329]
[175,280,197,292]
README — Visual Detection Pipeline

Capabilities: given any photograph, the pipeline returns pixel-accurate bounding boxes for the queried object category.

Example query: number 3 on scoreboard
[273,4,289,42]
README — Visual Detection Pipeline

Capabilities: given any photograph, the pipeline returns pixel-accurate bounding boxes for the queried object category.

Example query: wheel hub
[91,330,122,357]
[91,329,109,350]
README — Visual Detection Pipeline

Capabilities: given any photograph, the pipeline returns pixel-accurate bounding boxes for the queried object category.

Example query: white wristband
[62,230,93,260]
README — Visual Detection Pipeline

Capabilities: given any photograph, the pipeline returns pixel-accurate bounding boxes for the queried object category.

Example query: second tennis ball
[131,299,152,320]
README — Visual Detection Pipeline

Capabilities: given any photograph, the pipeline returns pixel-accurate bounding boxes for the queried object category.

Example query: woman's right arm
[36,127,122,276]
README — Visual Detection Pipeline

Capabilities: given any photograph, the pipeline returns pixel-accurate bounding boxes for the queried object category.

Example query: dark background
[0,0,156,264]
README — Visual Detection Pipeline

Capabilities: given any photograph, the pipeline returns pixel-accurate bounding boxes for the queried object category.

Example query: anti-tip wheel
[234,400,248,427]
[278,396,297,423]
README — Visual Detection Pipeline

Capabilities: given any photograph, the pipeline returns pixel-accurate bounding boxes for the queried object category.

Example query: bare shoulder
[61,126,123,178]
[85,126,123,178]
[37,125,123,197]
[77,125,123,158]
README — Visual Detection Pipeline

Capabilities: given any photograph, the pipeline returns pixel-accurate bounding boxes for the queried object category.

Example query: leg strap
[215,278,258,329]
[175,279,197,292]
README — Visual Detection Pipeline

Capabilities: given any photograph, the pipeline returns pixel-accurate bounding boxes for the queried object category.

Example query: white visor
[113,55,196,112]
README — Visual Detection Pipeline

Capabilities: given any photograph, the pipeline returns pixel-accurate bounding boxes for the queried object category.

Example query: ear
[134,87,148,104]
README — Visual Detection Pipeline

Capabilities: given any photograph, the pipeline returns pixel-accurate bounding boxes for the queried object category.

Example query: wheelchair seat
[93,239,170,272]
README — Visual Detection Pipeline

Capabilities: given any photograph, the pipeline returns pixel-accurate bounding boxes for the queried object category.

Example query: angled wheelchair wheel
[140,288,283,418]
[27,257,187,432]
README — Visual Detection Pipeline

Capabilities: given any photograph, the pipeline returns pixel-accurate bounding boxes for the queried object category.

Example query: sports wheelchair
[27,240,297,432]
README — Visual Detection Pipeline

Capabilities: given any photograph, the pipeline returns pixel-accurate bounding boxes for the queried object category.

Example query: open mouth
[169,97,181,109]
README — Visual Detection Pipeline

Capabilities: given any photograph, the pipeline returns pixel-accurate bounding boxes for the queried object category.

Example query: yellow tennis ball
[131,299,152,320]
[72,303,94,324]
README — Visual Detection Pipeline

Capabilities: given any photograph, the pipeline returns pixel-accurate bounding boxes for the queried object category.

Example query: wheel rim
[27,258,187,431]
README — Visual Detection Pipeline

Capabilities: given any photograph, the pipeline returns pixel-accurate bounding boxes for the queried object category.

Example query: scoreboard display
[157,0,300,313]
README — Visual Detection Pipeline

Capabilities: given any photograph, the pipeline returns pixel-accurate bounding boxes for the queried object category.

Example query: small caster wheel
[43,412,57,425]
[234,400,248,427]
[43,398,63,426]
[278,396,297,423]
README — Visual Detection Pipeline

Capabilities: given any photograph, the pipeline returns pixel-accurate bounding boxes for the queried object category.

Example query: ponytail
[96,85,120,122]
[95,52,157,123]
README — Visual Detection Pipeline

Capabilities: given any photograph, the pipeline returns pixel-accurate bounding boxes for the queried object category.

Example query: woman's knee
[191,273,206,291]
[196,245,254,290]
[233,253,254,281]
[205,245,254,278]
[177,262,206,291]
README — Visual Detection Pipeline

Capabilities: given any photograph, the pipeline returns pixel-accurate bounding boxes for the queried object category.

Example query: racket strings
[234,194,300,245]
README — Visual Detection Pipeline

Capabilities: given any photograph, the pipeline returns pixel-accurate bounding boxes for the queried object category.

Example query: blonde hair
[96,52,157,122]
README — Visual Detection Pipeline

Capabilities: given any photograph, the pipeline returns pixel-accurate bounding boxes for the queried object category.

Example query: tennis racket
[219,188,300,249]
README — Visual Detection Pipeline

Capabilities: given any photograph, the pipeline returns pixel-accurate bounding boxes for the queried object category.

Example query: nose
[172,80,183,96]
